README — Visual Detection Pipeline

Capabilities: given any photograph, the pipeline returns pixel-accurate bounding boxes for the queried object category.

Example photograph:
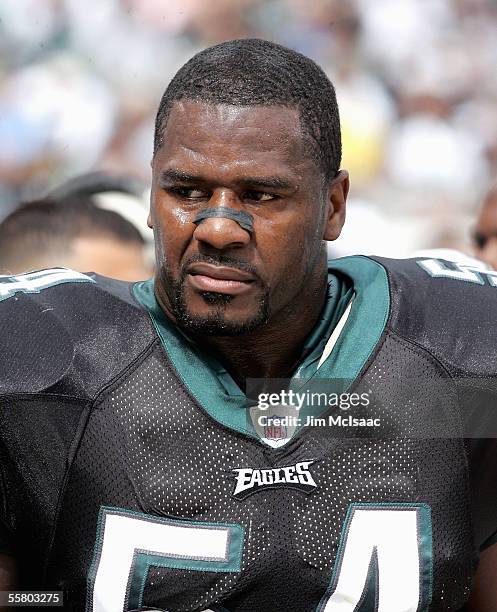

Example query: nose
[193,190,251,250]
[193,215,251,250]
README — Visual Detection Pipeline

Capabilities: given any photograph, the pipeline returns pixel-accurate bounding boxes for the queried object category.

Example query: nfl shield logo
[249,403,299,448]
[264,415,287,441]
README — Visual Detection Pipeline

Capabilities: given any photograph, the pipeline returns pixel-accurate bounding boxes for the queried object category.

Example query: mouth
[186,262,256,295]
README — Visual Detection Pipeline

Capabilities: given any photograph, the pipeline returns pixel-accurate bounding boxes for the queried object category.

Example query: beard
[159,254,270,336]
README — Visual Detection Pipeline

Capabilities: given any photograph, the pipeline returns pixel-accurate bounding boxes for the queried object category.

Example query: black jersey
[1,257,497,612]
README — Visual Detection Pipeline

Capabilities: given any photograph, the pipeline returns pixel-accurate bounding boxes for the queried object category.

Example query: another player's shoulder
[373,255,497,375]
[0,268,156,397]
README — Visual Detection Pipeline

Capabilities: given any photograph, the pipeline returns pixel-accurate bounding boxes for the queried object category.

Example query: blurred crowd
[1,0,497,269]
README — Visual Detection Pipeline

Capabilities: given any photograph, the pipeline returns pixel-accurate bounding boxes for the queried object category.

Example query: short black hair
[154,39,341,181]
[0,196,144,272]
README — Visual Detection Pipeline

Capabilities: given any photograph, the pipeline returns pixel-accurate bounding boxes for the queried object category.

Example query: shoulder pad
[0,268,154,396]
[374,256,497,375]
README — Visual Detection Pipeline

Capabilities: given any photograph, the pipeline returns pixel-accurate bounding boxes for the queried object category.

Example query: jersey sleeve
[0,270,157,571]
[374,257,497,554]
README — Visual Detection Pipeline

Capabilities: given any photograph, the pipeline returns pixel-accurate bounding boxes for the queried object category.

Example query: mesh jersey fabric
[48,338,474,611]
[0,257,496,611]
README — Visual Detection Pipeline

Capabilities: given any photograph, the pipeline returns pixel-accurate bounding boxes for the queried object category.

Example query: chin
[177,300,270,337]
[181,312,268,337]
[166,276,271,337]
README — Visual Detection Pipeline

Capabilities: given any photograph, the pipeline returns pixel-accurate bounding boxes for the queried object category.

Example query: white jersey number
[86,507,243,612]
[87,504,431,612]
[317,504,432,612]
[0,268,94,301]
[417,258,497,287]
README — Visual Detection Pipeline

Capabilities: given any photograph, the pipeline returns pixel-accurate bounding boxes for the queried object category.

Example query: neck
[193,271,328,385]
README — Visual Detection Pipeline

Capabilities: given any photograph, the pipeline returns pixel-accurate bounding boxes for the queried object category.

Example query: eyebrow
[159,169,204,184]
[238,176,295,191]
[159,169,295,192]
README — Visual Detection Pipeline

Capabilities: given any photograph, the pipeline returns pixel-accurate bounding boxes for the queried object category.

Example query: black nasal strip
[193,207,254,233]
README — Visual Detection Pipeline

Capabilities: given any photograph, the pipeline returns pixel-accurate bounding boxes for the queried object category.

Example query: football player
[0,176,151,281]
[473,181,497,270]
[1,39,497,611]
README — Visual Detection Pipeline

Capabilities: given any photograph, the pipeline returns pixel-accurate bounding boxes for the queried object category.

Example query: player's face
[150,101,347,335]
[474,194,497,270]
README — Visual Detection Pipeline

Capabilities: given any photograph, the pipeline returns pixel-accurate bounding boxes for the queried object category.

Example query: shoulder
[370,256,497,376]
[0,268,156,398]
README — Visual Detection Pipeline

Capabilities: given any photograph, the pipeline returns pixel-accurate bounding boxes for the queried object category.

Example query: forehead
[154,101,315,179]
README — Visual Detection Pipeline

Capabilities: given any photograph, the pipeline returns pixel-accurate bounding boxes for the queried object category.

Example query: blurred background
[1,0,497,275]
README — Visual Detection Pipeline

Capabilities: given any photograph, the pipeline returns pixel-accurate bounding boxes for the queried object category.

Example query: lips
[186,262,256,294]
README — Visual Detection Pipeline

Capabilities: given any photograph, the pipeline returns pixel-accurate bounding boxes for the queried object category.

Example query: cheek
[258,203,323,268]
[255,218,319,287]
[152,198,196,266]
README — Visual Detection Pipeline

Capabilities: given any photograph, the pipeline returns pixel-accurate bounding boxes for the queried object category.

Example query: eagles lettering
[232,461,317,500]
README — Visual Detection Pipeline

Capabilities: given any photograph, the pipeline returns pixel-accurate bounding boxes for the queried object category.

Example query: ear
[323,170,349,241]
[147,175,155,229]
[147,188,153,229]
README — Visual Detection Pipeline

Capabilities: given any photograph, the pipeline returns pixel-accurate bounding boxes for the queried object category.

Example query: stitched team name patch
[232,461,317,500]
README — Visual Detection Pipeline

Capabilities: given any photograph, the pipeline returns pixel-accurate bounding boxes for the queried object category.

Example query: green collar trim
[133,280,250,434]
[292,274,354,380]
[314,256,390,380]
[133,255,390,439]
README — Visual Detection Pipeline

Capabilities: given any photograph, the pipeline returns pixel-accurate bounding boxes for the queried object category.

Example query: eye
[243,190,278,203]
[170,187,209,200]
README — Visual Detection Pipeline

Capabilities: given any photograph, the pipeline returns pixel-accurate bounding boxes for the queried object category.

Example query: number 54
[87,504,431,612]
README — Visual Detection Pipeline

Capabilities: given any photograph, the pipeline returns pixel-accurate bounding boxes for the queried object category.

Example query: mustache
[180,253,261,280]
